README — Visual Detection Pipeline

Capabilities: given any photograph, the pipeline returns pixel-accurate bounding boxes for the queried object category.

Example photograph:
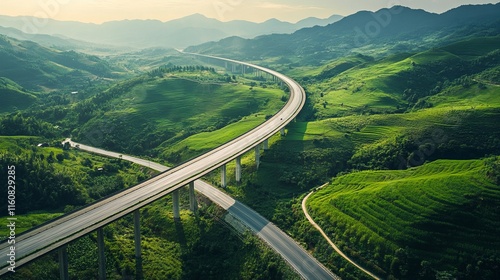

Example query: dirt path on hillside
[302,185,380,280]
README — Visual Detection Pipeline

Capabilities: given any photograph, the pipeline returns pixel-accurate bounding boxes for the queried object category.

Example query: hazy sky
[1,0,497,23]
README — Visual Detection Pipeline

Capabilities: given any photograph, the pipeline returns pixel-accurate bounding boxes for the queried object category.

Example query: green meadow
[75,73,286,161]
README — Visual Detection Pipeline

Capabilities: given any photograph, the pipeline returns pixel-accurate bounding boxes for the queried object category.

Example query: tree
[63,142,71,150]
[56,153,64,162]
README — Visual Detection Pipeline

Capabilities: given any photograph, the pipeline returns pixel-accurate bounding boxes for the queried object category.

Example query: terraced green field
[235,37,500,279]
[307,158,500,276]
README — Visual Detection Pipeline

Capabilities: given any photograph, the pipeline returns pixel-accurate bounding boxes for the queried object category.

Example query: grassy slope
[0,69,296,278]
[0,35,119,92]
[0,78,37,113]
[213,37,500,279]
[125,77,283,132]
[290,36,500,119]
[307,158,500,273]
[75,74,285,159]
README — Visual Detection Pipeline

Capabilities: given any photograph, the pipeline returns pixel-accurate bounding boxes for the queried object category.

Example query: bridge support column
[235,157,242,183]
[263,139,269,150]
[173,190,180,220]
[133,210,143,279]
[221,164,227,188]
[97,228,106,280]
[58,245,69,280]
[280,128,285,136]
[189,182,197,213]
[255,146,261,169]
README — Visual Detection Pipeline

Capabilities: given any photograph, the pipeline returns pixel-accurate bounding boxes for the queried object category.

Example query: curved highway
[65,139,339,280]
[0,54,337,279]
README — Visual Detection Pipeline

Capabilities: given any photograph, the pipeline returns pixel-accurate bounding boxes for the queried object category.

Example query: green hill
[72,72,286,159]
[307,158,500,278]
[1,22,499,279]
[287,36,500,119]
[0,78,37,113]
[0,35,122,92]
[213,36,500,279]
[186,4,500,63]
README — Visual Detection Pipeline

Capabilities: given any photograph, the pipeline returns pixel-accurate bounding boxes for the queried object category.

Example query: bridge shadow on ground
[179,210,262,279]
[174,219,187,247]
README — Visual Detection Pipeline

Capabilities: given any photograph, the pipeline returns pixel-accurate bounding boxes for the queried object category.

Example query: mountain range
[186,4,500,63]
[0,13,343,50]
[0,35,118,92]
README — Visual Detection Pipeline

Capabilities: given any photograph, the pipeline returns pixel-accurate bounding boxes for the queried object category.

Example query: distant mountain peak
[263,18,288,24]
[183,13,209,20]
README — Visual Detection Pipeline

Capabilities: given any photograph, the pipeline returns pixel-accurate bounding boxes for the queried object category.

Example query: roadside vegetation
[2,192,298,280]
[0,136,151,233]
[208,36,500,279]
[1,30,499,279]
[0,52,296,278]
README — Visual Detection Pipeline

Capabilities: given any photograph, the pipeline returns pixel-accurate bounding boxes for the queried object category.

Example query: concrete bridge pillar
[255,146,261,169]
[134,210,141,260]
[133,210,144,279]
[97,228,106,280]
[263,139,269,150]
[173,190,180,220]
[221,164,227,188]
[280,128,285,136]
[189,182,197,213]
[235,157,242,183]
[58,245,69,280]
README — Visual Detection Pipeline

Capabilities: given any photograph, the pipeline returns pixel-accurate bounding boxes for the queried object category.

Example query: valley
[0,2,499,280]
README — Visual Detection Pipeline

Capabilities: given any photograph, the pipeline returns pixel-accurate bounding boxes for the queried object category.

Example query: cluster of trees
[0,113,59,138]
[0,151,86,213]
[262,139,353,189]
[484,156,500,184]
[148,64,216,77]
[349,112,500,171]
[399,50,499,105]
[0,138,147,214]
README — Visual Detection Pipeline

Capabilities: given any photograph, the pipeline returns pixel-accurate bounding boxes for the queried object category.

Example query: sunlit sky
[1,0,497,23]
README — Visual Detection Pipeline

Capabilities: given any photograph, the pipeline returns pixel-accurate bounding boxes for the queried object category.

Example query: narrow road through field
[302,185,380,280]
